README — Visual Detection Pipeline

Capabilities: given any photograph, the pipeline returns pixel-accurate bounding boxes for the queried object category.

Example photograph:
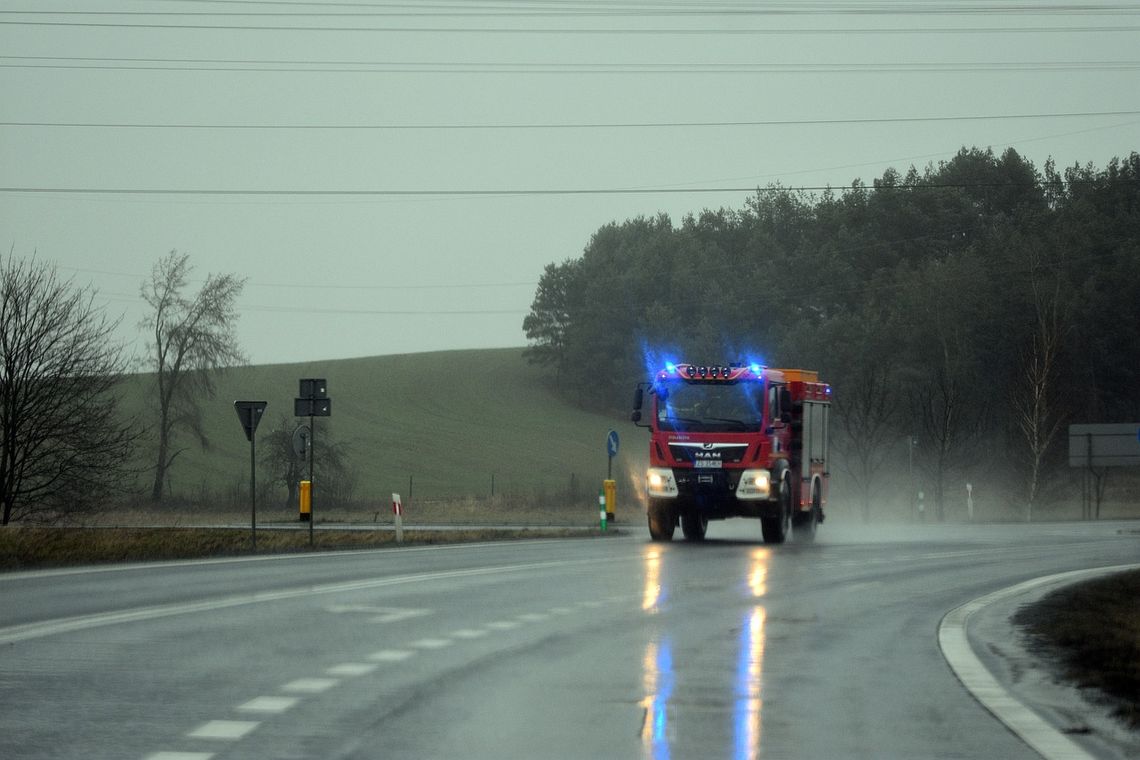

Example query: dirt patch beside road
[1013,568,1140,729]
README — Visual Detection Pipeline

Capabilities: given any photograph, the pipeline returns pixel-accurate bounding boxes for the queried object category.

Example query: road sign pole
[233,401,267,551]
[250,423,257,550]
[309,413,315,547]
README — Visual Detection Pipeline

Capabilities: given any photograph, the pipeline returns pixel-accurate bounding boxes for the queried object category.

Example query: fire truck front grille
[669,443,748,464]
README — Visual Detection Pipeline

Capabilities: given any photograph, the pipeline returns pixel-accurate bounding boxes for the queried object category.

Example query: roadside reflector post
[604,478,616,524]
[392,492,404,544]
[299,480,312,522]
[598,486,607,531]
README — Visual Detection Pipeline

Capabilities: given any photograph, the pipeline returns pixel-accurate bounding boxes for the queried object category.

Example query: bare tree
[837,354,899,522]
[1011,255,1070,520]
[0,253,136,525]
[260,416,354,511]
[260,415,306,510]
[139,251,246,502]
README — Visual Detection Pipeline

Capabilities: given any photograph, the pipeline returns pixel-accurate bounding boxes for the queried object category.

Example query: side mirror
[779,386,793,424]
[631,410,642,423]
[632,386,644,412]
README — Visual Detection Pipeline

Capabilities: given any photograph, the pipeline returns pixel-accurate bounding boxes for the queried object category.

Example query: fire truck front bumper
[647,468,773,500]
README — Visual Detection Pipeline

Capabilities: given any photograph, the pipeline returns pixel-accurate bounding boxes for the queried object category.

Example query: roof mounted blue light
[665,362,677,374]
[750,363,762,375]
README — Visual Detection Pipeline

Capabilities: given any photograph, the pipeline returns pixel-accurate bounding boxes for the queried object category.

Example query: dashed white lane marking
[281,677,339,694]
[327,662,379,677]
[325,605,433,624]
[486,620,519,630]
[237,696,300,714]
[368,649,415,662]
[185,720,260,740]
[939,563,1140,760]
[144,593,618,760]
[411,637,453,649]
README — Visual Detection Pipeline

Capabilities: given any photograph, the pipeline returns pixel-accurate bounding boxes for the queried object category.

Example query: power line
[4,181,1136,198]
[3,19,1138,34]
[58,263,536,291]
[3,56,1139,75]
[5,2,1140,18]
[4,110,1138,131]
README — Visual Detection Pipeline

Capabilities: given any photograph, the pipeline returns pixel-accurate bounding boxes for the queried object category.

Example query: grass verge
[1013,568,1140,729]
[0,526,615,572]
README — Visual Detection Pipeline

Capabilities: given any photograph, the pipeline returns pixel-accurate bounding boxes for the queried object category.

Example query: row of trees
[0,250,248,525]
[523,147,1140,520]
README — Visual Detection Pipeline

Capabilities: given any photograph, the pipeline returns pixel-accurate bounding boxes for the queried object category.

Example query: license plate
[694,459,722,469]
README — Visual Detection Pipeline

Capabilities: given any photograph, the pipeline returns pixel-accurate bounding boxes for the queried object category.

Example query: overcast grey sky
[2,1,1138,366]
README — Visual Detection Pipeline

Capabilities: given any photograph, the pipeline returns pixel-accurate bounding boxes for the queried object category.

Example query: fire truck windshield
[655,380,764,433]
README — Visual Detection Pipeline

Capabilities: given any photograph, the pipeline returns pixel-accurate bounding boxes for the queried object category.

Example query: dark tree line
[523,147,1140,520]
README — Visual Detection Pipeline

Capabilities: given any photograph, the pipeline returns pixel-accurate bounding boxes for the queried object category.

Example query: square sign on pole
[299,378,328,399]
[1068,423,1140,467]
[294,397,332,417]
[295,379,331,547]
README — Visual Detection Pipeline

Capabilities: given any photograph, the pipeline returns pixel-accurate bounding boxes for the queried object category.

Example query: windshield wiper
[662,417,704,429]
[706,417,751,430]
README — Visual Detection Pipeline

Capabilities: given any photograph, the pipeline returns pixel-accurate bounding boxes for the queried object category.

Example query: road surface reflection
[639,546,769,759]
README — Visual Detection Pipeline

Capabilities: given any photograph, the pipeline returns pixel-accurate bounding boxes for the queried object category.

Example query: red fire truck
[631,361,832,543]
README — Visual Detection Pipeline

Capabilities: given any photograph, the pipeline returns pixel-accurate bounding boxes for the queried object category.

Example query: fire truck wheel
[792,508,818,543]
[761,477,792,544]
[793,488,821,543]
[681,512,708,541]
[647,499,675,542]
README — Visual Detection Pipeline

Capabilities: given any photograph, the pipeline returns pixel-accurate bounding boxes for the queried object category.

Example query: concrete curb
[939,564,1140,760]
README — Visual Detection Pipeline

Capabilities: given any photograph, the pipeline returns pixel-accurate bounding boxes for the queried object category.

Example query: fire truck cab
[631,361,831,544]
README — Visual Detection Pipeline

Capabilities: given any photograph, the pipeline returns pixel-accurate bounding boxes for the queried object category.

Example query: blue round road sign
[607,429,620,458]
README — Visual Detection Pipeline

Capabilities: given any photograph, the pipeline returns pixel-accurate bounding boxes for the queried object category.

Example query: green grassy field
[117,347,647,521]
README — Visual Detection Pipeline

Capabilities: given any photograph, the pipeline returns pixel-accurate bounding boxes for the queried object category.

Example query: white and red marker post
[392,492,404,543]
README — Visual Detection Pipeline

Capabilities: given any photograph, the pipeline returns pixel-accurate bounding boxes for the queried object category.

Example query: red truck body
[632,362,832,543]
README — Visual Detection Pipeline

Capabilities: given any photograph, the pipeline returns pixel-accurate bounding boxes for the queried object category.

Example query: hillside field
[116,348,646,524]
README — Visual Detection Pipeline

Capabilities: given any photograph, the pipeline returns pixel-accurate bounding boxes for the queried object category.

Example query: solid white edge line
[938,563,1140,760]
[0,556,626,644]
[2,536,613,581]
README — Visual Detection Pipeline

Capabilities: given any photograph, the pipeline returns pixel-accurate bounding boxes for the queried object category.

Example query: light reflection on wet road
[1,521,1137,759]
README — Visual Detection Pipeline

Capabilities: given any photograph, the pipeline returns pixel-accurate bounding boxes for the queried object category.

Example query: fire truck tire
[681,512,708,541]
[792,508,818,543]
[761,476,791,544]
[793,487,821,543]
[647,499,675,542]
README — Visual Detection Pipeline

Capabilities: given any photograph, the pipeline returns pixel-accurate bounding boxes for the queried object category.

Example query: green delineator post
[598,486,607,531]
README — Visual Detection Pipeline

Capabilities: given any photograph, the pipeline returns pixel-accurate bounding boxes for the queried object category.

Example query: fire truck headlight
[646,468,679,498]
[737,469,771,500]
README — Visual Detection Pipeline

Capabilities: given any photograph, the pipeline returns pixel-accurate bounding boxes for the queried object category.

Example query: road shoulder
[940,565,1140,760]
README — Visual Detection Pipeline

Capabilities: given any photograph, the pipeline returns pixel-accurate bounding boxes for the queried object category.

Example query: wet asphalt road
[1,518,1137,760]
